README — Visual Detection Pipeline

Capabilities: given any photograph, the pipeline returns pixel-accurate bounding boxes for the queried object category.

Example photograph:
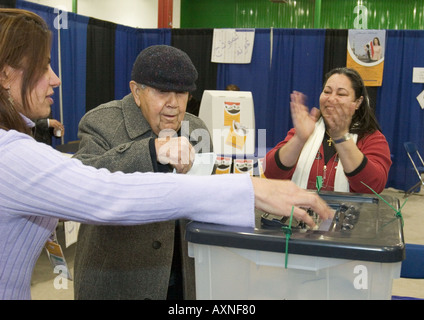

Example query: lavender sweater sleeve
[0,130,255,299]
[0,130,255,226]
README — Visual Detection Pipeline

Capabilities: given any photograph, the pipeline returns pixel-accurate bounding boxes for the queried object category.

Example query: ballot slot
[260,201,361,233]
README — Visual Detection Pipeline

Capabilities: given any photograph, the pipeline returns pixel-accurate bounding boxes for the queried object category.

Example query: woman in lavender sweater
[0,9,332,300]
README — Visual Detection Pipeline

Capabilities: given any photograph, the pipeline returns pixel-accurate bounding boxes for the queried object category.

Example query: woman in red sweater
[264,67,391,194]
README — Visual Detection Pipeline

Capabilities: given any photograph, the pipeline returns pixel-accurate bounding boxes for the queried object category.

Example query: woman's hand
[290,91,320,143]
[251,177,333,228]
[323,100,356,139]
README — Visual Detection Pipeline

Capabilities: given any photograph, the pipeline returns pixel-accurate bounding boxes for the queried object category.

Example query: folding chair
[403,142,424,197]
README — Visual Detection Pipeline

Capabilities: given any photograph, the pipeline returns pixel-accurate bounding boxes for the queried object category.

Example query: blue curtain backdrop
[58,13,88,145]
[265,29,325,149]
[115,27,171,100]
[216,29,271,153]
[11,1,424,191]
[376,30,424,191]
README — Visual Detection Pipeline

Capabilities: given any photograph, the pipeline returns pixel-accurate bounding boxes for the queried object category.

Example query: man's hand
[155,136,195,174]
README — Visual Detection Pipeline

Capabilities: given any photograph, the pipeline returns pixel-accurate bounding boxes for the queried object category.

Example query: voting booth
[198,90,256,157]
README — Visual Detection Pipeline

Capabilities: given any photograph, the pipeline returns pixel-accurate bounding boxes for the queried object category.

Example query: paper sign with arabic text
[211,28,255,64]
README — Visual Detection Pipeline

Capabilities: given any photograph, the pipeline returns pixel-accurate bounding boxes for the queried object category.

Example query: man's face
[132,83,189,136]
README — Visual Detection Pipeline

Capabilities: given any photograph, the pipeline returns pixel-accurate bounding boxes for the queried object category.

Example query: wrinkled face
[5,60,60,120]
[319,73,361,119]
[131,83,189,136]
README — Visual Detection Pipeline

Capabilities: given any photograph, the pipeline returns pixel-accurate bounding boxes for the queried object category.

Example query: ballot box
[186,192,405,300]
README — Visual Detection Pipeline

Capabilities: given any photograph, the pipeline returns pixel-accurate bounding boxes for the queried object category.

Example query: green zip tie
[316,176,323,193]
[360,181,406,227]
[281,206,295,269]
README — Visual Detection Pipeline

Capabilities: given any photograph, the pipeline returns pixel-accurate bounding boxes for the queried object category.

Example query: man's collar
[121,94,153,139]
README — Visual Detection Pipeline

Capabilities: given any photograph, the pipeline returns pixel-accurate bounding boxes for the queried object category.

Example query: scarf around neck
[291,117,357,192]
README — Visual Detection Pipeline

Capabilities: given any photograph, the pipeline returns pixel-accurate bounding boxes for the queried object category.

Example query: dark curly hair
[323,67,382,139]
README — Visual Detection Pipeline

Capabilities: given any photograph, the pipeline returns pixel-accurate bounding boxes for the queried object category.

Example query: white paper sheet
[211,29,255,64]
[413,67,424,83]
[187,153,217,176]
[64,221,80,248]
[417,90,424,110]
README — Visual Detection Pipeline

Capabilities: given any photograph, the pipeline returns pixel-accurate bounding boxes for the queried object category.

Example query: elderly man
[73,45,212,300]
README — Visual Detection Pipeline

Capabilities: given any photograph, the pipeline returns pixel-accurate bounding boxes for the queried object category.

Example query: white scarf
[291,117,357,192]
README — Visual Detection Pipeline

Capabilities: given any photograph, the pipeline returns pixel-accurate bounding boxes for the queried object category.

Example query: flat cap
[131,45,198,92]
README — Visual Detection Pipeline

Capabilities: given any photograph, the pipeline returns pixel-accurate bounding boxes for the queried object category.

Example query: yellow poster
[233,159,254,175]
[225,120,248,150]
[224,101,241,126]
[215,156,232,174]
[346,30,386,87]
[258,158,266,179]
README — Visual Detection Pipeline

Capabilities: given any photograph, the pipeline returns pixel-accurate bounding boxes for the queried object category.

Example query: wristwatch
[333,133,353,144]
